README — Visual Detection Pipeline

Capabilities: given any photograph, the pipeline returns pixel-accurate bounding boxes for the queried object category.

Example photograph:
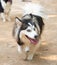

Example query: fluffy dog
[13,3,45,60]
[0,0,12,22]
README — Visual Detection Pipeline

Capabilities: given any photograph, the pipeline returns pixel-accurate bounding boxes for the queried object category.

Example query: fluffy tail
[22,3,48,19]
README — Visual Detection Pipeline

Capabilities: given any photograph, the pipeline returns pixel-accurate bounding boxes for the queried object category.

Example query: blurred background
[0,0,57,65]
[10,0,57,17]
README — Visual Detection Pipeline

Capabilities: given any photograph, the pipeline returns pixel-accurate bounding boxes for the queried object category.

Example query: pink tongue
[29,38,38,45]
[26,36,38,45]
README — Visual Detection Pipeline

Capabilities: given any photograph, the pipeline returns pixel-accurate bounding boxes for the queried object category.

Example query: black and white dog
[0,0,12,22]
[13,3,45,60]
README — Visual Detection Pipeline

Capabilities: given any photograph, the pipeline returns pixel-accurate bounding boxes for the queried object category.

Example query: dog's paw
[27,54,33,61]
[3,19,6,22]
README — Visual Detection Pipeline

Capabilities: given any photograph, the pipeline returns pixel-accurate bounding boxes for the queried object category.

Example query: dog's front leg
[0,13,6,22]
[5,13,11,22]
[4,2,11,22]
[26,40,41,61]
[26,53,34,61]
[25,44,35,61]
[18,45,22,54]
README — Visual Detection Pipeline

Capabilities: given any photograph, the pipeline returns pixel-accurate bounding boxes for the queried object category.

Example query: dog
[13,14,44,60]
[0,0,12,22]
[13,3,45,60]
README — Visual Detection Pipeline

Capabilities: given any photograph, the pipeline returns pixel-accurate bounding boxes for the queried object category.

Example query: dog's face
[15,14,40,45]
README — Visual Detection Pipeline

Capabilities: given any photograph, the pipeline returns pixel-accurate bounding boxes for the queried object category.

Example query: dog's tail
[22,3,48,19]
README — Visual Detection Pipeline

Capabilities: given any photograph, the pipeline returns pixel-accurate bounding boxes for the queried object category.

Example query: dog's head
[15,14,41,45]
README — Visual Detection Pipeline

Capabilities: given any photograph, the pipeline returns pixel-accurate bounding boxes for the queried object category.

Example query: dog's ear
[15,17,22,26]
[29,14,33,18]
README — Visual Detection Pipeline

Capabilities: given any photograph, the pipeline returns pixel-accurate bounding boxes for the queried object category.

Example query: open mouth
[26,35,38,45]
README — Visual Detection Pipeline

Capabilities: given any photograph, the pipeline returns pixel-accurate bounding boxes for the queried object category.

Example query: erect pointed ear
[15,17,22,26]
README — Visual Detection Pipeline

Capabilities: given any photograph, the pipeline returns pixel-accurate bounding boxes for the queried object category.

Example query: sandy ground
[0,0,57,65]
[0,15,57,65]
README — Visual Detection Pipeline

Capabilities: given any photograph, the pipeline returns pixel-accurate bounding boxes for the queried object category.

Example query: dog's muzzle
[26,35,38,45]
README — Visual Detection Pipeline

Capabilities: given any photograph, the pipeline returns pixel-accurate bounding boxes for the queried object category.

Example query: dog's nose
[34,35,38,39]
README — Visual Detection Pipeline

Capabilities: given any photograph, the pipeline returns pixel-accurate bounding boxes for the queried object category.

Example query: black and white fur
[13,3,45,60]
[0,0,12,22]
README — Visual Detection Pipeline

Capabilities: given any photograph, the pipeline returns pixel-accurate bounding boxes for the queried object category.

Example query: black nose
[34,35,38,39]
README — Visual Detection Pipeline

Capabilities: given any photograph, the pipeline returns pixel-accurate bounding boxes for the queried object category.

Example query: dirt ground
[0,0,57,65]
[0,15,57,65]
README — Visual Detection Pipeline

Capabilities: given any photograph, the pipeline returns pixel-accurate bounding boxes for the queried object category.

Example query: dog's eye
[34,28,35,31]
[27,29,31,32]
